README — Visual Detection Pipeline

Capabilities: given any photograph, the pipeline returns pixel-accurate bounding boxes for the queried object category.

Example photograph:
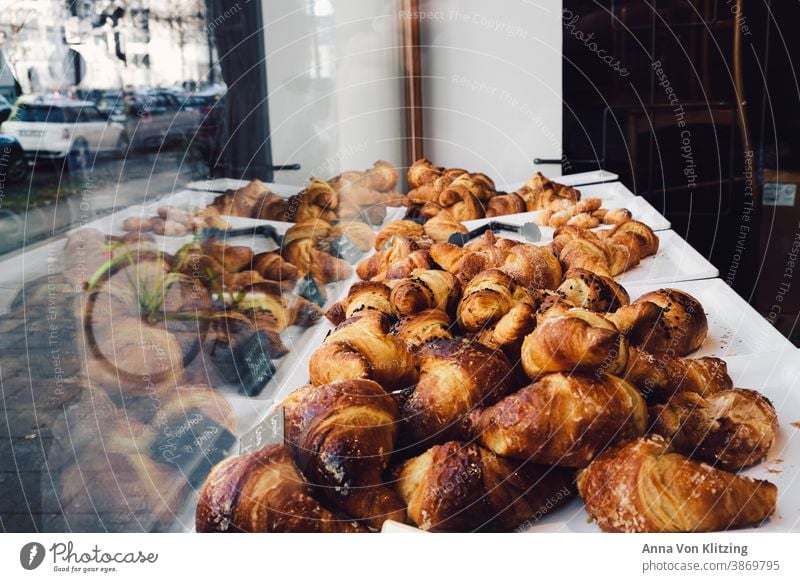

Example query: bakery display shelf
[461,195,671,238]
[623,278,796,358]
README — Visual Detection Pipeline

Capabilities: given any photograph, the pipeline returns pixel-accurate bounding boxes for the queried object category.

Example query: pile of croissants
[196,172,780,532]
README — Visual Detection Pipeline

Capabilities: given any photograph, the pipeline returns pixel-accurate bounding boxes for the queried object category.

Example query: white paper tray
[622,278,795,358]
[499,169,619,191]
[186,178,299,198]
[613,230,718,285]
[462,195,670,238]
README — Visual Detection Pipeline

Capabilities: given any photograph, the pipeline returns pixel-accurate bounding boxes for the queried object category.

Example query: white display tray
[462,195,671,238]
[499,169,619,191]
[381,350,800,533]
[577,181,638,201]
[186,178,299,198]
[622,278,795,358]
[614,230,718,286]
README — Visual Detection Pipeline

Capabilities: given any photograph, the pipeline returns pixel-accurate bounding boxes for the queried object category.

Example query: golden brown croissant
[378,250,436,281]
[356,235,418,280]
[196,444,367,532]
[325,281,394,325]
[577,435,777,532]
[281,380,406,529]
[608,288,708,356]
[457,269,535,332]
[476,302,538,357]
[235,281,323,333]
[486,192,527,217]
[567,212,600,229]
[389,269,461,316]
[429,241,509,285]
[500,243,563,290]
[395,441,574,532]
[555,237,613,278]
[521,307,629,378]
[468,372,647,467]
[256,194,292,221]
[401,338,516,447]
[375,220,425,250]
[423,209,468,242]
[605,220,660,257]
[395,309,454,348]
[281,226,353,284]
[623,346,732,403]
[201,240,254,273]
[551,224,608,255]
[650,388,778,470]
[364,160,400,192]
[252,252,300,289]
[309,311,418,391]
[556,268,630,312]
[408,158,442,188]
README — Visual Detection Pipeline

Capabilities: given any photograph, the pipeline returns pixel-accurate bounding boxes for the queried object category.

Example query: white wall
[262,0,404,185]
[419,0,563,185]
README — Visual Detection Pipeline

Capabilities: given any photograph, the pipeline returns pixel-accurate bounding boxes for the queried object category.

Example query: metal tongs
[202,224,284,248]
[447,221,541,246]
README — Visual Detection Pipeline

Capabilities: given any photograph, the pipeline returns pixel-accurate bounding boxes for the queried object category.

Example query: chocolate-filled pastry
[375,220,425,250]
[309,312,418,392]
[521,307,629,378]
[401,339,516,447]
[468,372,647,467]
[556,268,630,312]
[608,288,708,356]
[394,309,454,348]
[389,269,461,316]
[578,435,777,532]
[650,388,778,471]
[325,281,395,325]
[500,244,563,290]
[395,441,574,532]
[196,445,367,533]
[281,380,406,529]
[622,346,732,403]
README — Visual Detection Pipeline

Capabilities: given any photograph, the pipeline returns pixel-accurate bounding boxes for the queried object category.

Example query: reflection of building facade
[0,0,214,94]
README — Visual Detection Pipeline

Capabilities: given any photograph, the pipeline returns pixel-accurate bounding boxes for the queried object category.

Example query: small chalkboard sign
[150,407,237,487]
[212,331,276,397]
[239,407,285,455]
[329,236,364,264]
[298,273,326,307]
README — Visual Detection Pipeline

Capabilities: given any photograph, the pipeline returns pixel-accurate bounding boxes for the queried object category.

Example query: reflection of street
[0,145,197,257]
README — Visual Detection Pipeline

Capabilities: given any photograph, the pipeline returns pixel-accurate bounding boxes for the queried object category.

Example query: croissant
[521,307,629,378]
[608,288,708,356]
[333,221,376,252]
[555,237,612,278]
[309,311,418,391]
[388,269,461,317]
[623,346,732,403]
[486,192,526,217]
[556,268,629,312]
[256,194,292,221]
[408,158,442,188]
[551,225,608,255]
[356,236,418,280]
[375,220,425,250]
[395,441,574,532]
[201,240,254,273]
[605,220,660,257]
[468,372,647,467]
[430,242,508,285]
[325,281,394,325]
[567,212,600,229]
[423,209,468,242]
[281,380,406,529]
[401,338,516,447]
[363,160,400,191]
[650,388,778,470]
[457,269,535,332]
[476,302,538,357]
[252,252,300,288]
[378,250,436,281]
[281,233,353,284]
[395,309,454,348]
[577,435,777,532]
[500,244,563,290]
[236,281,323,333]
[196,445,367,532]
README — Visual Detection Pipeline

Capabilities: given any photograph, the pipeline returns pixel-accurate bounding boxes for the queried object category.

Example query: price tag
[150,407,237,487]
[211,331,276,397]
[298,273,326,307]
[239,407,285,455]
[329,236,364,264]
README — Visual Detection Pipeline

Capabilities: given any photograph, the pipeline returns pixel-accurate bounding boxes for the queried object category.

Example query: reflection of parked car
[94,90,125,118]
[127,90,201,148]
[0,95,13,124]
[0,134,28,183]
[0,100,129,171]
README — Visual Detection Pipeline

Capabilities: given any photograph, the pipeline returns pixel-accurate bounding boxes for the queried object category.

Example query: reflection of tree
[148,1,207,83]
